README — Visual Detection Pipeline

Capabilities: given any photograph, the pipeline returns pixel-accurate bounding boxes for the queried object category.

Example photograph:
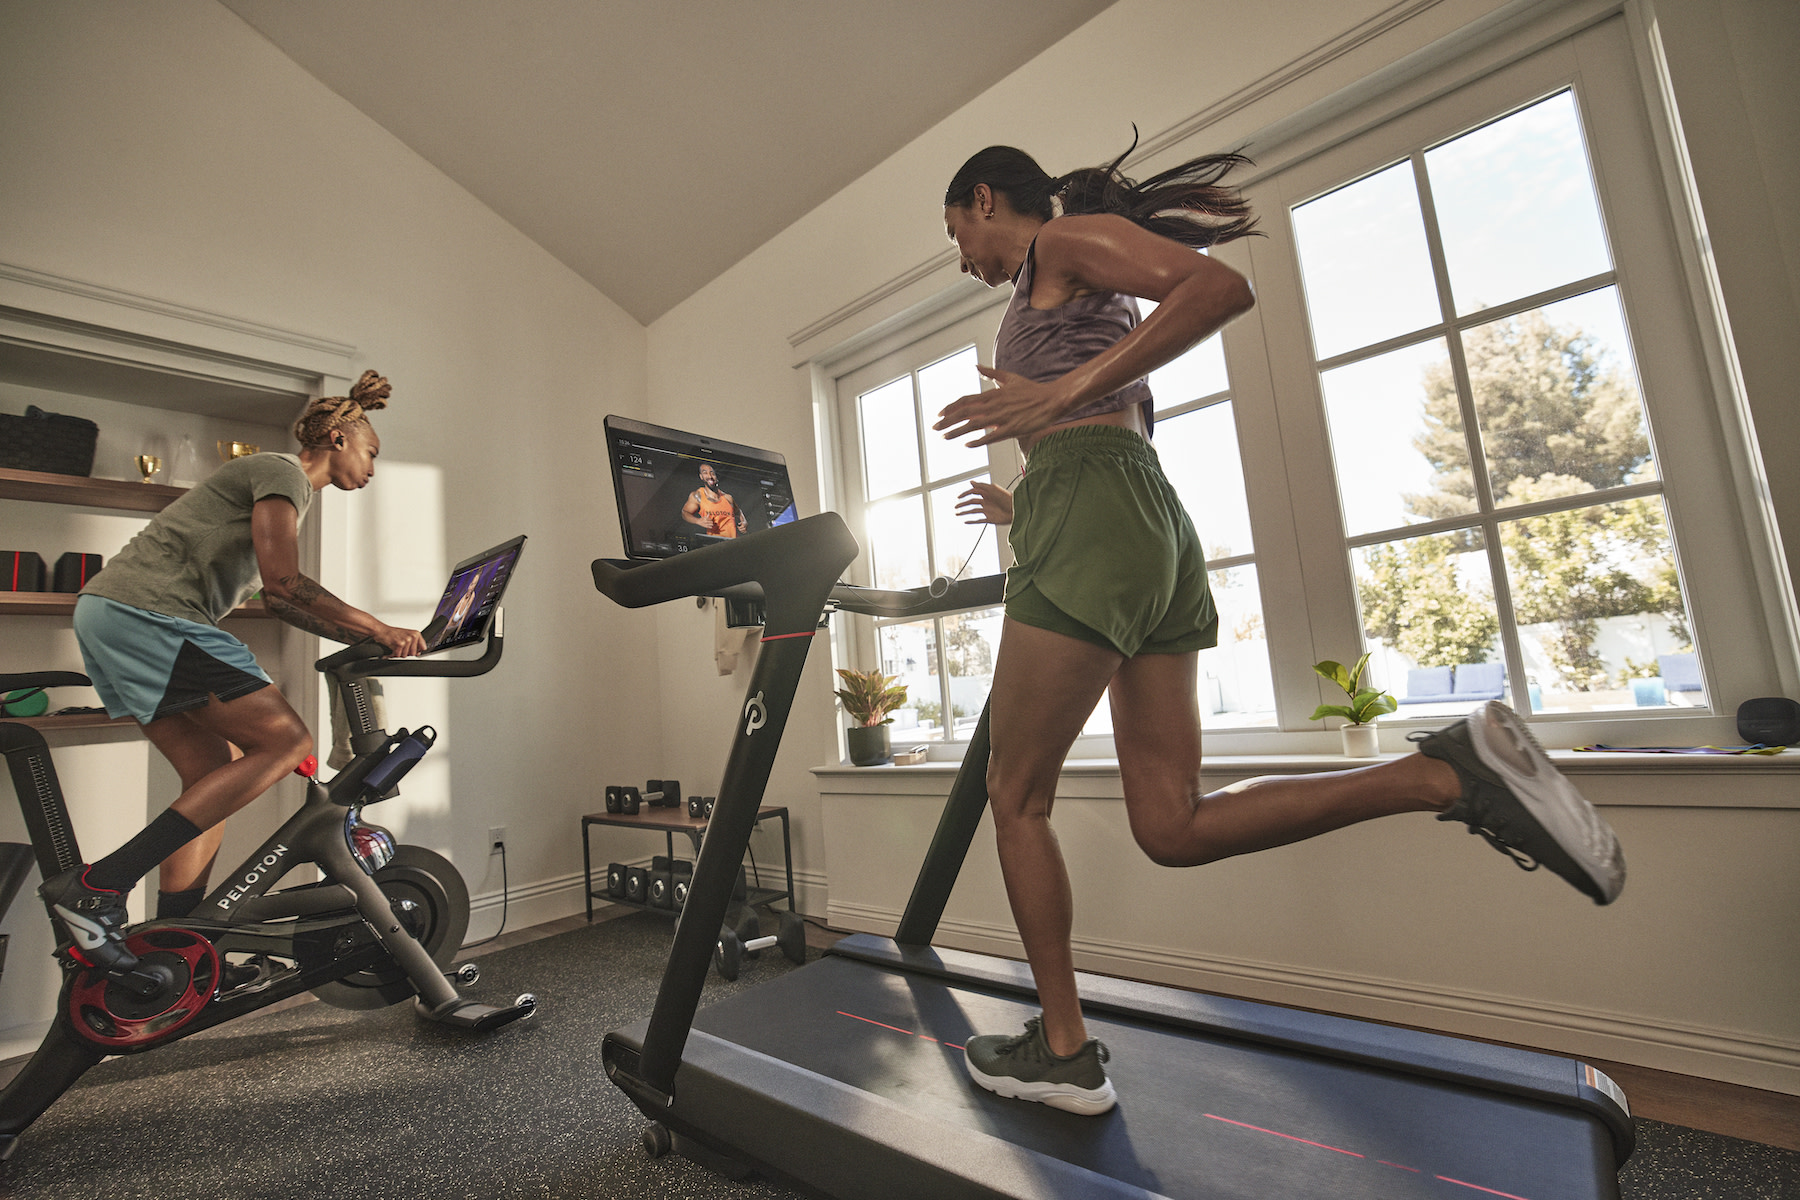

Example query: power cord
[458,842,509,949]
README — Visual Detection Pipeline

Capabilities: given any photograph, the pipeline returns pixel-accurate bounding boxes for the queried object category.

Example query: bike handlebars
[314,610,507,682]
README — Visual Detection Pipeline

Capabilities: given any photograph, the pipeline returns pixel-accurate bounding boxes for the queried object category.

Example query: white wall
[0,0,659,1039]
[642,0,1800,1092]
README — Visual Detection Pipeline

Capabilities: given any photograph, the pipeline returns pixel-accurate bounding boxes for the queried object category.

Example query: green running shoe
[964,1016,1116,1115]
[1412,701,1625,904]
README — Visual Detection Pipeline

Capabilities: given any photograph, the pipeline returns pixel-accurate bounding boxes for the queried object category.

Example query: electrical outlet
[488,826,506,854]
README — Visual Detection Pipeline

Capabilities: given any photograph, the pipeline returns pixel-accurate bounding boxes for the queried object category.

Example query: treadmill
[590,512,1634,1200]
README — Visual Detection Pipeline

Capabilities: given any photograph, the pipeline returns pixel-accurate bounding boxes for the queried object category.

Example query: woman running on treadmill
[39,370,426,975]
[934,141,1625,1116]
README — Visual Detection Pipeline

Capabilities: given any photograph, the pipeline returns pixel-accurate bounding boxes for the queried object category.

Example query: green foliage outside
[1357,308,1688,692]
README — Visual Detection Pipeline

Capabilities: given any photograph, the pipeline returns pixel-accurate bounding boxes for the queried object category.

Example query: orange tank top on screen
[694,490,737,537]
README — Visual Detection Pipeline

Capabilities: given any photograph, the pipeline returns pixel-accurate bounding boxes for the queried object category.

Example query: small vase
[1340,723,1380,758]
[846,724,892,766]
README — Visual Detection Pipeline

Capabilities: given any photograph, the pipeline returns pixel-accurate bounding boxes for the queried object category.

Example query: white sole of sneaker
[965,1057,1117,1116]
[1467,701,1625,903]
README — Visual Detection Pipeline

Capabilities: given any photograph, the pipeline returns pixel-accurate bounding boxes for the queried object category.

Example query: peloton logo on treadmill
[218,845,290,909]
[744,692,767,736]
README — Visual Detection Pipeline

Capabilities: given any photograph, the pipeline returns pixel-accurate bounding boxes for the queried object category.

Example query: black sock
[157,885,207,919]
[87,809,204,893]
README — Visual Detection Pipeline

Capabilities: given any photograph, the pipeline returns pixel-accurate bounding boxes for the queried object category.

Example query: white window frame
[1224,12,1789,749]
[826,300,1018,753]
[810,6,1795,758]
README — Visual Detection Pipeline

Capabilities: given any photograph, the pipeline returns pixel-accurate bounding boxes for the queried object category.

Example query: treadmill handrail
[593,513,859,637]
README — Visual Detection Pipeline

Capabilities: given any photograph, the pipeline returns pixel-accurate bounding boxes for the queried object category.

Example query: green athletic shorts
[1005,424,1218,657]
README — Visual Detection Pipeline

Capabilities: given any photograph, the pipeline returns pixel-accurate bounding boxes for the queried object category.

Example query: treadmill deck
[681,952,1618,1200]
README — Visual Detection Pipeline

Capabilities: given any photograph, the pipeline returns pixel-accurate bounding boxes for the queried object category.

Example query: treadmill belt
[692,955,1615,1200]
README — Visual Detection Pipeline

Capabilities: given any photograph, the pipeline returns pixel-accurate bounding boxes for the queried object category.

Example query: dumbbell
[714,910,807,981]
[687,794,716,819]
[606,779,683,813]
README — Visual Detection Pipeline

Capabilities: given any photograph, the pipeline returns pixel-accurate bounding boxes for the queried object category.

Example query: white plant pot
[1340,723,1381,758]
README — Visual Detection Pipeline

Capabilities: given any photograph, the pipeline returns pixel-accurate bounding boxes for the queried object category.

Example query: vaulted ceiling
[220,1,1118,323]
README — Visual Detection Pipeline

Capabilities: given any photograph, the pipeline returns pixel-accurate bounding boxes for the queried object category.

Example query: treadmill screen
[425,535,526,653]
[605,414,798,559]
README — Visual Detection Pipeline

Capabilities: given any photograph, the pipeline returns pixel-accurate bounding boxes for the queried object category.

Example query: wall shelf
[5,711,137,733]
[0,465,187,512]
[0,592,270,619]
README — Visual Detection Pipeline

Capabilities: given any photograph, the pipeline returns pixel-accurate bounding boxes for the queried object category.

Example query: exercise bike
[0,609,535,1160]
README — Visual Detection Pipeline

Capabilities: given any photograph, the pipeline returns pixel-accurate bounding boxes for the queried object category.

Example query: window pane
[1354,529,1505,718]
[1500,496,1696,714]
[930,479,1001,581]
[1426,91,1611,315]
[1142,300,1229,402]
[942,606,1004,740]
[1155,401,1254,560]
[1465,287,1655,507]
[917,346,989,483]
[880,621,942,746]
[867,494,929,591]
[1202,563,1276,727]
[1320,339,1472,536]
[859,376,920,499]
[1292,161,1442,360]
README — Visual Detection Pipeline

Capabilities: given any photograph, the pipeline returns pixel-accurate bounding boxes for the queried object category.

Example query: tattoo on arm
[275,573,334,606]
[265,595,366,644]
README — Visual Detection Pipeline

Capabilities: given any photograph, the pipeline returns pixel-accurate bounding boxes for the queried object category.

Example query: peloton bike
[589,418,1634,1200]
[0,536,536,1159]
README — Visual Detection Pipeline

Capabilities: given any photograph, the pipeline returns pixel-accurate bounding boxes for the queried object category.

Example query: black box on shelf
[52,553,103,592]
[0,406,98,476]
[1,551,47,592]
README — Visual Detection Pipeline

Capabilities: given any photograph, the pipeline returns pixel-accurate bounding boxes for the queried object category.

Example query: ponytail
[294,369,391,448]
[945,129,1259,250]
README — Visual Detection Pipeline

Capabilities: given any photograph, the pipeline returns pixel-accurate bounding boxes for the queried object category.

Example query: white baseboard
[827,901,1800,1097]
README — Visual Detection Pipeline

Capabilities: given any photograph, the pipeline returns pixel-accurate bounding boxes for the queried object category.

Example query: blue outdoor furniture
[1658,652,1702,694]
[1397,661,1506,704]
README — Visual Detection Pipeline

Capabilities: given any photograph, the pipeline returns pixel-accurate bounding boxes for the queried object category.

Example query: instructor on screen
[680,462,747,539]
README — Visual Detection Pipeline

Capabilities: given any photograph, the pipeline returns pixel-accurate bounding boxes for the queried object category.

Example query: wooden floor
[9,908,1797,1154]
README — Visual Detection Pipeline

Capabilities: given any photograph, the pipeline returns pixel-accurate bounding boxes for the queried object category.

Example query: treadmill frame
[590,513,1633,1199]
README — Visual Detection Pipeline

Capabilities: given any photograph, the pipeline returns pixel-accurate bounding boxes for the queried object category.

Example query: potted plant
[1310,652,1396,757]
[834,668,909,766]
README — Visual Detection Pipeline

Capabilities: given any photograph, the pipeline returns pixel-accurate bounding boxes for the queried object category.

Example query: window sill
[813,747,1800,808]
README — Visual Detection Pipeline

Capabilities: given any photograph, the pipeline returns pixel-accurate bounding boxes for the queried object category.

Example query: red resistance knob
[294,754,319,778]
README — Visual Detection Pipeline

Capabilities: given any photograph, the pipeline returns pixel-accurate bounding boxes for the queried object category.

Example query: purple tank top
[993,234,1154,434]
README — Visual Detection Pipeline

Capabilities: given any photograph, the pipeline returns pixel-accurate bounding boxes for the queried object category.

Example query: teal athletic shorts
[1004,424,1218,657]
[72,594,271,724]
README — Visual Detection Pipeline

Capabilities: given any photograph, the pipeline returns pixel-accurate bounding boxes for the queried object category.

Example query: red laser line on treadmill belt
[1435,1177,1534,1199]
[1203,1114,1363,1157]
[836,1010,964,1051]
[1379,1161,1422,1172]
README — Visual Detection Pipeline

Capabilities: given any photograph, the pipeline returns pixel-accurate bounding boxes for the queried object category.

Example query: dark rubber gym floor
[0,911,1793,1199]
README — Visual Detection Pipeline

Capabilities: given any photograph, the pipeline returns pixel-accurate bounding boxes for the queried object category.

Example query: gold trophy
[133,454,162,483]
[216,440,260,462]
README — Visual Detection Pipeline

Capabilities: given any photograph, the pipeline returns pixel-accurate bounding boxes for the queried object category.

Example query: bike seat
[0,671,90,694]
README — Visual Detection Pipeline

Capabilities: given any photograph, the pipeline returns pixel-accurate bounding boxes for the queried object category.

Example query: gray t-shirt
[83,452,315,626]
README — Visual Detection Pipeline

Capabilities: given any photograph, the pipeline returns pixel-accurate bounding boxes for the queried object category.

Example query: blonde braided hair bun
[294,369,392,448]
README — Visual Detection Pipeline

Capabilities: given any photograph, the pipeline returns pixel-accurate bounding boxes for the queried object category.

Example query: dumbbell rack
[580,804,793,923]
